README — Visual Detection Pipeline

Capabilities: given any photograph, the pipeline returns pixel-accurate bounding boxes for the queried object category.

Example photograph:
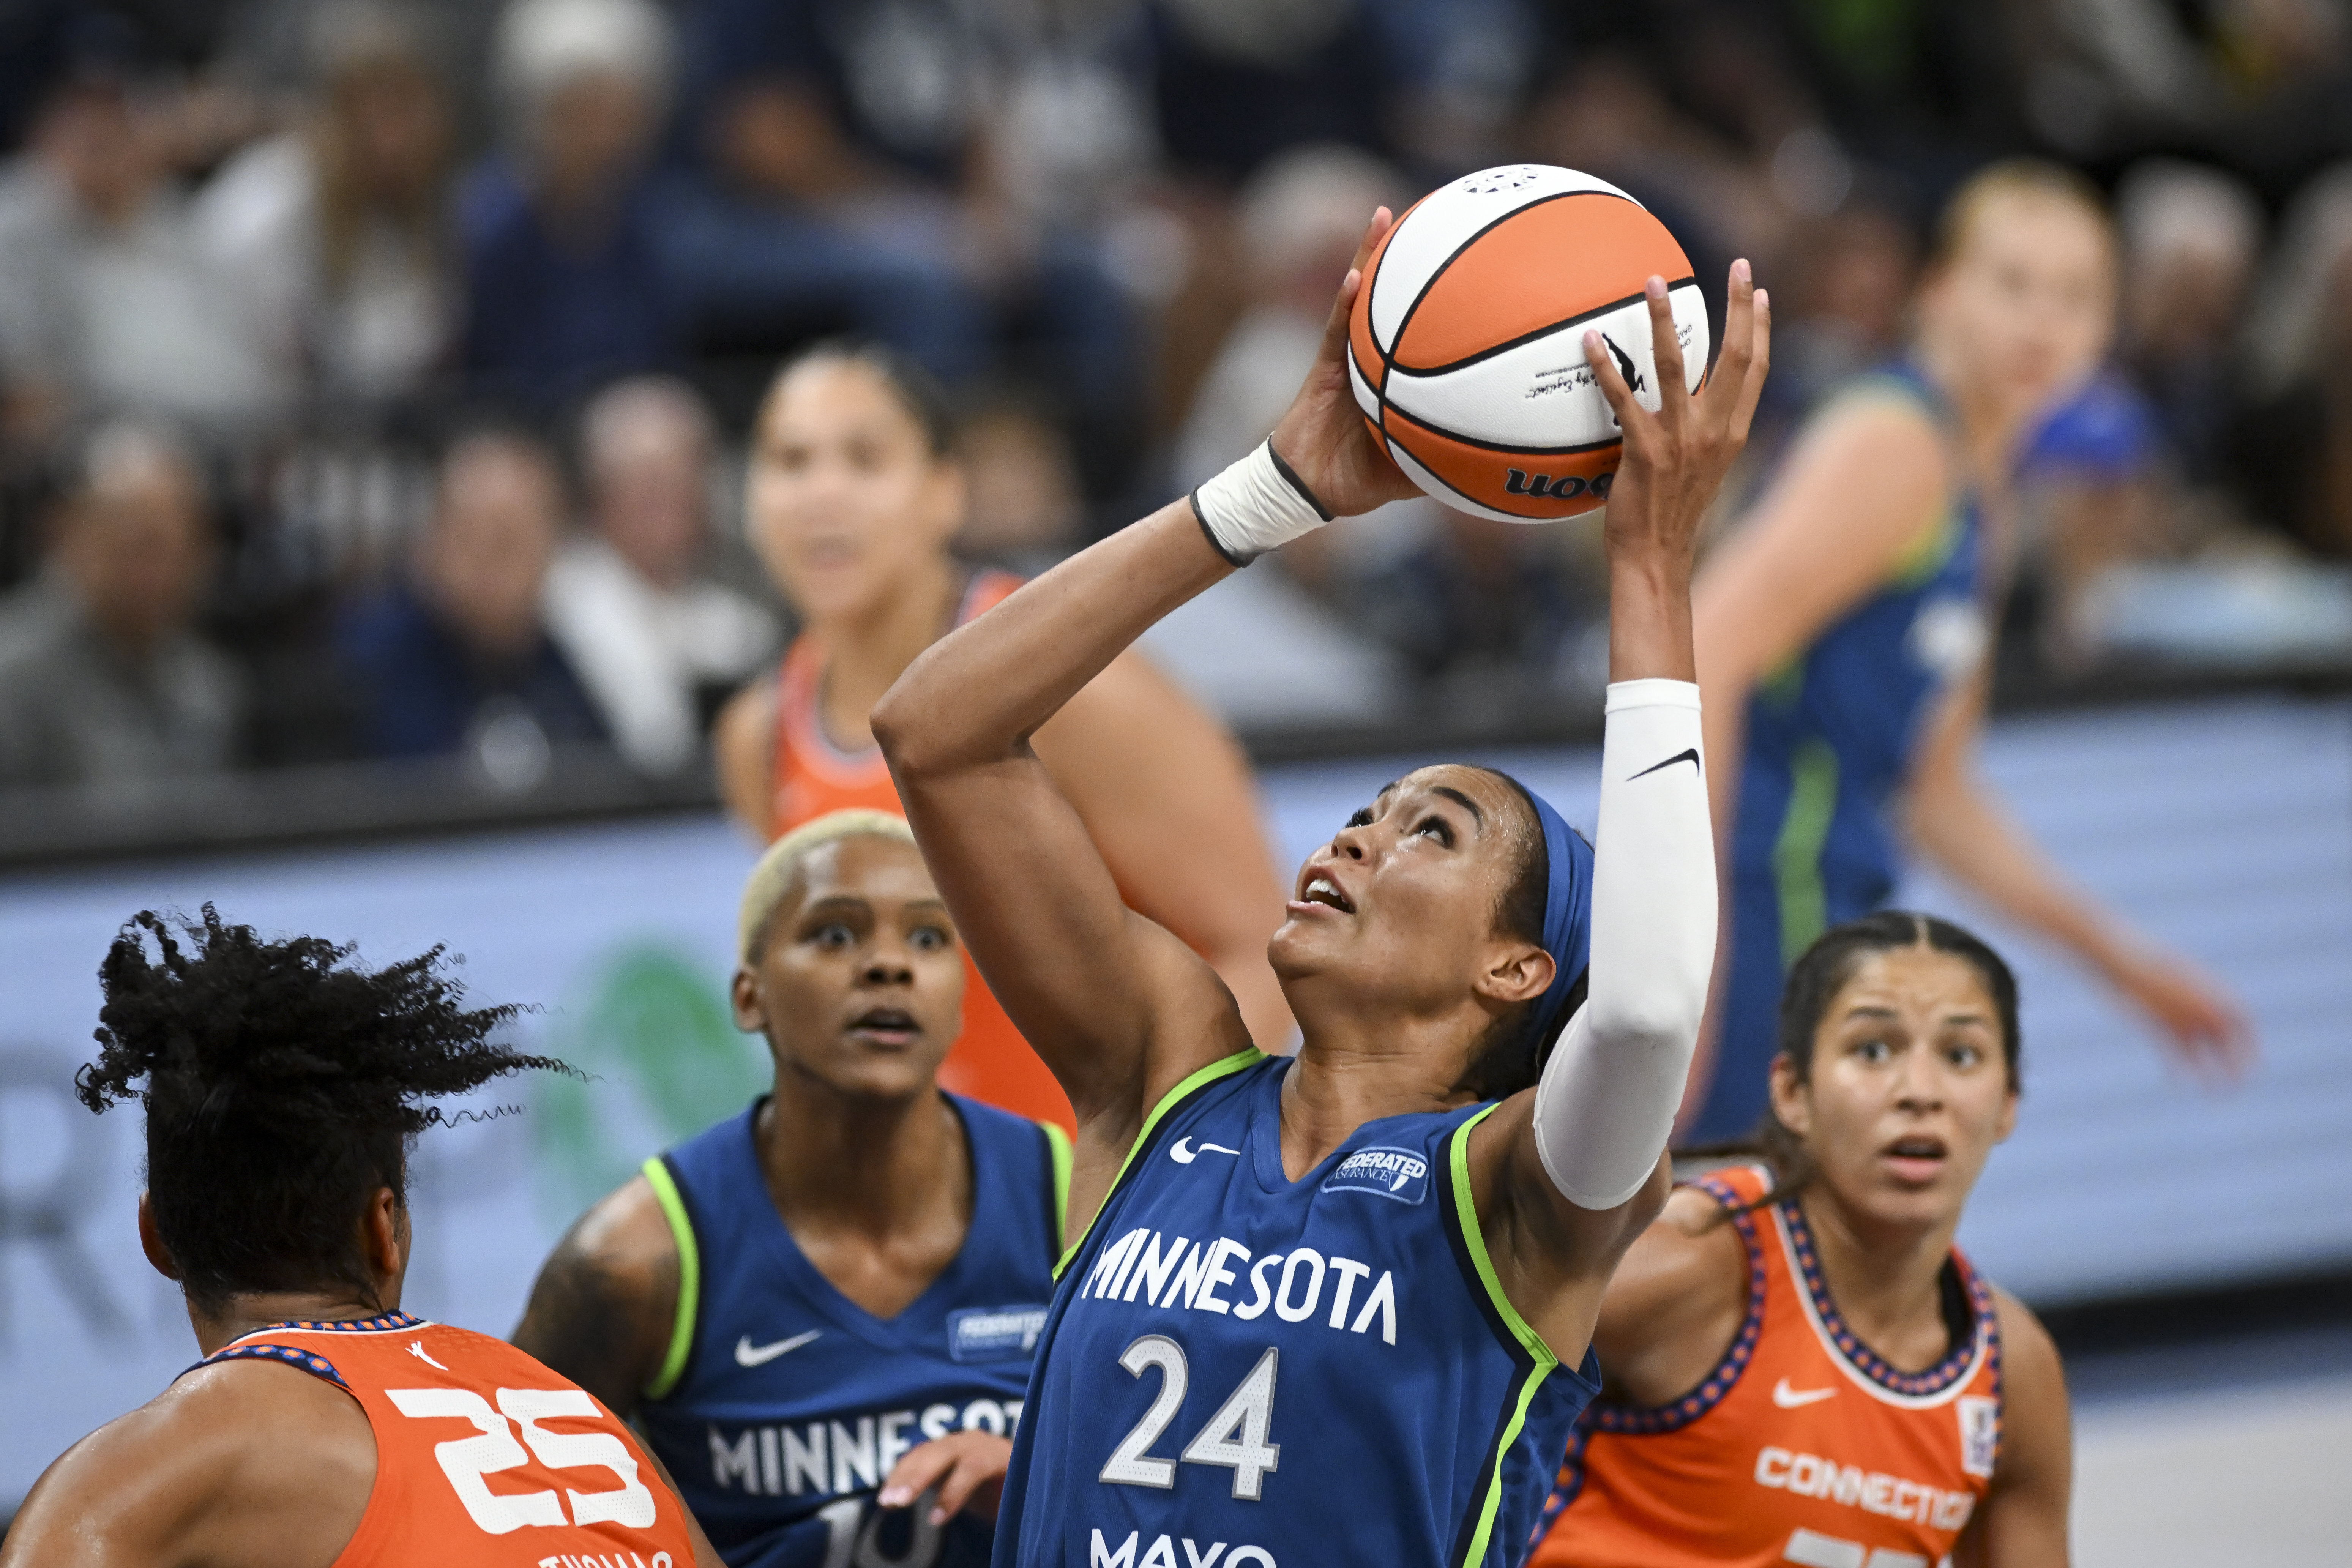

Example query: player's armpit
[0,1358,376,1568]
[512,1172,680,1417]
[1464,1094,1673,1368]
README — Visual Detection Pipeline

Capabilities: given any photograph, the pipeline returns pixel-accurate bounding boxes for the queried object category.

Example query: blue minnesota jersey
[1696,360,1990,1142]
[995,1052,1600,1568]
[636,1095,1068,1568]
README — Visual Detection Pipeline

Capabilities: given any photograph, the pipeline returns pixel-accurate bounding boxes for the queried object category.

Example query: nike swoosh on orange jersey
[1771,1377,1838,1408]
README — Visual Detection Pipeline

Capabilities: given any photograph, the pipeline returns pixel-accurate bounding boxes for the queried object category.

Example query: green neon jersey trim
[640,1156,699,1402]
[1053,1048,1264,1279]
[1447,1106,1557,1567]
[1772,738,1841,969]
[1038,1119,1074,1254]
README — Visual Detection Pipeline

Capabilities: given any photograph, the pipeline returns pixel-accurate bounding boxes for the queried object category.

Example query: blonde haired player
[1685,161,2249,1145]
[514,809,1064,1568]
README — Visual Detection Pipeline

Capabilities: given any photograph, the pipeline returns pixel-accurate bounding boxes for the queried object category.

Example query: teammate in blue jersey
[1685,161,2251,1145]
[869,218,1768,1568]
[513,809,1068,1568]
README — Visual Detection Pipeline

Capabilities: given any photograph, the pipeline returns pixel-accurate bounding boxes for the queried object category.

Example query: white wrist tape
[1191,440,1332,565]
[1533,679,1718,1211]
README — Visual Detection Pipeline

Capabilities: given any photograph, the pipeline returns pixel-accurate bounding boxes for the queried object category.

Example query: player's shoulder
[547,1169,683,1302]
[1805,384,1947,467]
[9,1353,373,1560]
[1987,1283,2064,1393]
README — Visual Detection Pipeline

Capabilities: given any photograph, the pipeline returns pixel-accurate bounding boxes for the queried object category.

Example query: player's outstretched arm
[1472,262,1771,1367]
[511,1172,680,1418]
[0,1360,376,1568]
[873,211,1415,1154]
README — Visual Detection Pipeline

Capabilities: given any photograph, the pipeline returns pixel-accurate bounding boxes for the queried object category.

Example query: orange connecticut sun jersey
[1528,1165,2002,1568]
[189,1312,699,1568]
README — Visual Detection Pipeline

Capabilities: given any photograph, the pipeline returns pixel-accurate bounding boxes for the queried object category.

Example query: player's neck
[1793,1187,1962,1372]
[1279,1010,1480,1180]
[756,1081,969,1240]
[189,1289,403,1358]
[811,557,962,752]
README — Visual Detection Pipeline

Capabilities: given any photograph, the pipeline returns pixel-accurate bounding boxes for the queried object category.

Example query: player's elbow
[870,676,947,781]
[1583,967,1709,1065]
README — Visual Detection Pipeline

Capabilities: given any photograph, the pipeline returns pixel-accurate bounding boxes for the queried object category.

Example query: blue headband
[1522,787,1595,1052]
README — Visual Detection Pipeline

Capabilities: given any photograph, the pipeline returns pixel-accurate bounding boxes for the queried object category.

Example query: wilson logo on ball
[1348,164,1707,523]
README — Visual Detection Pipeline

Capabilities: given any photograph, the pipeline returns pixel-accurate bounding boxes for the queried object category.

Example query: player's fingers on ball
[1349,205,1393,274]
[1319,265,1365,357]
[1643,277,1688,433]
[1583,328,1641,435]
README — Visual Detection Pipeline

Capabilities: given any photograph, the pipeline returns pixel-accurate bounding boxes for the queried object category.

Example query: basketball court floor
[2069,1323,2352,1565]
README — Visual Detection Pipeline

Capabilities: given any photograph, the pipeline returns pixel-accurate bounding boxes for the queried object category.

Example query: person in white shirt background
[545,376,780,775]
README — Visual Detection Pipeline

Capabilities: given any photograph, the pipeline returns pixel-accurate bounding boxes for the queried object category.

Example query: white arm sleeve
[1531,678,1718,1210]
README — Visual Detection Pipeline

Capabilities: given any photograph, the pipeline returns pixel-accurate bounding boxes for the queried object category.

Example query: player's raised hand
[1585,259,1771,573]
[1267,208,1421,519]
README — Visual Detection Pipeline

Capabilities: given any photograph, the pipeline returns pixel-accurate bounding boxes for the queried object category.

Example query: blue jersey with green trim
[1732,360,1987,909]
[994,1053,1600,1568]
[1693,360,1988,1144]
[635,1094,1065,1568]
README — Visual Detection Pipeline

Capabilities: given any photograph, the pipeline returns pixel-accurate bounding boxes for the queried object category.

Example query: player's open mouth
[847,1007,921,1047]
[1290,874,1355,916]
[1878,1134,1948,1183]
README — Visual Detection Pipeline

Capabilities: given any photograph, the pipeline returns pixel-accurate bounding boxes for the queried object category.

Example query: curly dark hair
[77,906,571,1314]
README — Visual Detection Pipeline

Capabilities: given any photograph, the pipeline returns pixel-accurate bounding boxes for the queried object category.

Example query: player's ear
[1766,1053,1811,1140]
[137,1191,181,1282]
[731,965,766,1033]
[1474,942,1555,1008]
[361,1186,406,1295]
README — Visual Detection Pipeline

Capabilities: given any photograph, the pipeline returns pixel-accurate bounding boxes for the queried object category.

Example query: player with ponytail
[1530,911,2071,1568]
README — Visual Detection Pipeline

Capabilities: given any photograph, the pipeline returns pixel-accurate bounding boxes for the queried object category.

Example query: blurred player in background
[514,811,1059,1568]
[713,342,1295,1128]
[1687,161,2251,1145]
[1529,912,2070,1568]
[2,907,719,1568]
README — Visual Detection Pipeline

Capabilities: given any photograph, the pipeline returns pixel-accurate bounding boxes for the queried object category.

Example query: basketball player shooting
[868,211,1770,1566]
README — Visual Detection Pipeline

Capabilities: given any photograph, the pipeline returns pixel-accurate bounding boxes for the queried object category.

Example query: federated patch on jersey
[949,1305,1052,1363]
[1321,1145,1431,1204]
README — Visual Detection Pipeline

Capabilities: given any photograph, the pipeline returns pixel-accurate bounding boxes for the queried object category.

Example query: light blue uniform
[1694,361,1989,1144]
[636,1095,1069,1568]
[995,1051,1601,1568]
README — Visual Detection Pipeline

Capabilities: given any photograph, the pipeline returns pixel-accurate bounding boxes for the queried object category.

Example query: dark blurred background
[1,0,2350,850]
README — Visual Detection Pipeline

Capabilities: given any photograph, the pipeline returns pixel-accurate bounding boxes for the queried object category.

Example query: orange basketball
[1348,165,1707,522]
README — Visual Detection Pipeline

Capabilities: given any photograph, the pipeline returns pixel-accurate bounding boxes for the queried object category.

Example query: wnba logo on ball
[1506,470,1615,502]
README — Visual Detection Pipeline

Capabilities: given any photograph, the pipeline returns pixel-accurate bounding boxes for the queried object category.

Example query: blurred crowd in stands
[5,0,2352,805]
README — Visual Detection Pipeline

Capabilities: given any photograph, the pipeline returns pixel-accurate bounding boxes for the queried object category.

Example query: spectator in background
[338,430,605,773]
[197,3,456,418]
[952,390,1087,569]
[2235,163,2352,559]
[461,0,680,413]
[544,377,777,774]
[0,423,244,788]
[678,0,1143,490]
[2115,160,2263,489]
[0,71,277,448]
